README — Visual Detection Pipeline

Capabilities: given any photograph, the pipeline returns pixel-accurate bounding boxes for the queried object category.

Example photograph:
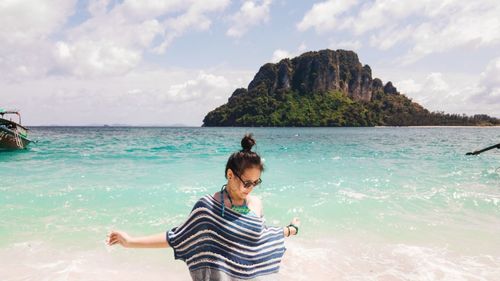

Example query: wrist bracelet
[288,223,299,235]
[286,226,290,237]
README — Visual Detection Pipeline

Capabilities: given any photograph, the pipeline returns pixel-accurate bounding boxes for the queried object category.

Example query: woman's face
[228,166,261,200]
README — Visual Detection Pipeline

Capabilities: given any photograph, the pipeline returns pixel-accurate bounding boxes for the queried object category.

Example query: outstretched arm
[106,230,170,248]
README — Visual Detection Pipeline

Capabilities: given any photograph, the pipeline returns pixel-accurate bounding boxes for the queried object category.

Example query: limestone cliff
[202,49,499,127]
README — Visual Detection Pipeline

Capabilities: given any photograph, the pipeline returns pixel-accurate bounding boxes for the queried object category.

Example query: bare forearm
[127,233,170,248]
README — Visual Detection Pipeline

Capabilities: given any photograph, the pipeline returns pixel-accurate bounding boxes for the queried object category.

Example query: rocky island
[203,49,499,126]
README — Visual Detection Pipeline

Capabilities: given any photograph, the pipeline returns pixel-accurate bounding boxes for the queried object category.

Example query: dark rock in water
[202,49,500,127]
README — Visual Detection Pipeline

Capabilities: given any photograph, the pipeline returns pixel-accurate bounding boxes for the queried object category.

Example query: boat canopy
[0,110,20,115]
[0,110,24,126]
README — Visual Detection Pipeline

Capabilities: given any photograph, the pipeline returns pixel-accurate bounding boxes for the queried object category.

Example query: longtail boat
[0,109,31,150]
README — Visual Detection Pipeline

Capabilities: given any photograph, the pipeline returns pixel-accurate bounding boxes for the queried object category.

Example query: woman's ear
[227,169,233,180]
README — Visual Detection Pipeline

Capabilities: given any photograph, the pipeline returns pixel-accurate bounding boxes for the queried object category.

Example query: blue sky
[1,0,499,125]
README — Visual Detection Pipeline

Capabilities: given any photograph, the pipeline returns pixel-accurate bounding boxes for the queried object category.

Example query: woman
[107,134,300,280]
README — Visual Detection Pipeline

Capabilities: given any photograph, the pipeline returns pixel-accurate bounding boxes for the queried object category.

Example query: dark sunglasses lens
[244,179,261,188]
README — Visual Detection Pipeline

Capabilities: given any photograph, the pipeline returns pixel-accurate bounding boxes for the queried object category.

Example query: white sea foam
[339,190,367,200]
[0,240,189,281]
[280,238,500,281]
[2,237,498,281]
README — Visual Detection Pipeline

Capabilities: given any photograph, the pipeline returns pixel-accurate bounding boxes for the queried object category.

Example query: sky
[1,0,499,126]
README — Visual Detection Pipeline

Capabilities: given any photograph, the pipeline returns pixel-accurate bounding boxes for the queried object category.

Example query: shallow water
[1,127,499,280]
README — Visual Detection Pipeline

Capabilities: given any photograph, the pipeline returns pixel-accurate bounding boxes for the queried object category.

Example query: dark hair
[225,133,264,178]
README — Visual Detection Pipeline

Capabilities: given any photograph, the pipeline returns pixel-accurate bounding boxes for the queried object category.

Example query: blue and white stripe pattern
[166,195,286,280]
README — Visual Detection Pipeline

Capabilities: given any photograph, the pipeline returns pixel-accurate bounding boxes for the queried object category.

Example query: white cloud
[271,49,293,63]
[0,68,253,126]
[369,25,413,50]
[297,0,358,33]
[0,0,232,81]
[54,11,164,77]
[271,43,311,63]
[164,72,231,103]
[226,0,272,38]
[87,0,112,16]
[401,2,500,63]
[468,57,500,105]
[0,0,75,45]
[329,39,362,51]
[0,0,76,81]
[347,1,422,35]
[270,42,312,63]
[119,0,186,19]
[299,0,500,63]
[54,40,143,77]
[59,0,230,76]
[396,79,422,94]
[399,73,450,103]
[154,0,230,53]
[395,68,499,117]
[298,42,307,53]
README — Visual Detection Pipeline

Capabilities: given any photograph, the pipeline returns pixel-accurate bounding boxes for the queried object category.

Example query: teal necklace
[220,185,252,216]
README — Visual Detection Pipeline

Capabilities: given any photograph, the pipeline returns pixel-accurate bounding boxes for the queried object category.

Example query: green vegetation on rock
[202,49,499,127]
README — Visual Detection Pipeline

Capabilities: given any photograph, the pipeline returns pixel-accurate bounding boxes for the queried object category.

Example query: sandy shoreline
[1,237,498,281]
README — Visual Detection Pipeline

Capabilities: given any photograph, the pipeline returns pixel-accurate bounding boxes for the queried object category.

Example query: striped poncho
[166,195,286,280]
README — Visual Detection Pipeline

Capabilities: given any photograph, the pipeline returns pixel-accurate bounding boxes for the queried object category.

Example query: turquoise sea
[1,127,499,280]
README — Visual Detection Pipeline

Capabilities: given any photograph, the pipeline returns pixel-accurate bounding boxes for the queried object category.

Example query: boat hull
[0,127,31,150]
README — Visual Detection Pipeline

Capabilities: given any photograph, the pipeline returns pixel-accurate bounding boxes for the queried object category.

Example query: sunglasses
[234,173,262,189]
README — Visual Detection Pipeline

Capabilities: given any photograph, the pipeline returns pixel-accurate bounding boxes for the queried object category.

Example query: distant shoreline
[26,125,500,128]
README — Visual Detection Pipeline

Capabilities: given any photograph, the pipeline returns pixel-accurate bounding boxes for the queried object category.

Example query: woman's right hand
[106,230,133,247]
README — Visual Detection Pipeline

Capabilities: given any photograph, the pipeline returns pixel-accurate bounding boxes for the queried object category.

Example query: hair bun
[241,134,256,152]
